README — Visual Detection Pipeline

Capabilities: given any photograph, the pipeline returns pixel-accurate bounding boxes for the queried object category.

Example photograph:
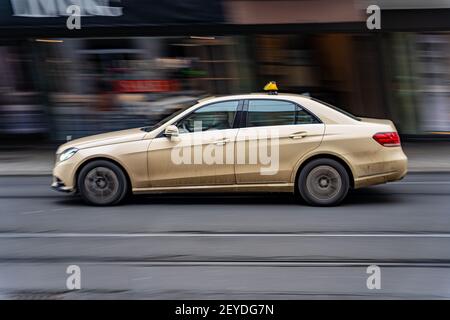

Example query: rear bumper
[354,155,408,188]
[355,169,407,188]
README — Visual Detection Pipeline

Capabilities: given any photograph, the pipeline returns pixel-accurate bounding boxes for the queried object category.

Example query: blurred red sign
[114,80,180,93]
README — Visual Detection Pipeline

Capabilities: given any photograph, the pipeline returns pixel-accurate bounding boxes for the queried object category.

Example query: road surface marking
[391,181,450,185]
[2,232,450,238]
[20,210,44,215]
[1,260,450,268]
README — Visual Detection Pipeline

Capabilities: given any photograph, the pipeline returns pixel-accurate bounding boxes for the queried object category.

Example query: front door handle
[214,138,231,146]
[289,131,308,139]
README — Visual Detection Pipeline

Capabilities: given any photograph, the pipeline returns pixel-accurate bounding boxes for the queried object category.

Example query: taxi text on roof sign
[264,81,278,94]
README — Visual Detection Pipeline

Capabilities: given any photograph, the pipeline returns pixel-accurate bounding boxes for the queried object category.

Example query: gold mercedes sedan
[52,92,407,206]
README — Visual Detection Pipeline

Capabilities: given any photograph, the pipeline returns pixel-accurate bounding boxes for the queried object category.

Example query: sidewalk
[0,142,449,176]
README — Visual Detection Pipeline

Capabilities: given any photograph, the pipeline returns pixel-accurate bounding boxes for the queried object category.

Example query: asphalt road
[0,173,450,299]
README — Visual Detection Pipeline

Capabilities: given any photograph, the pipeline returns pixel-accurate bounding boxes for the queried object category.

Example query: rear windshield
[309,97,361,121]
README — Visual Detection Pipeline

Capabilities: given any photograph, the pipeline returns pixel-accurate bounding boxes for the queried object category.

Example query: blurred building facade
[1,0,450,142]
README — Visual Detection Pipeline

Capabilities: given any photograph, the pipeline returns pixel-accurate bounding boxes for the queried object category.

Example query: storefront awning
[0,0,225,28]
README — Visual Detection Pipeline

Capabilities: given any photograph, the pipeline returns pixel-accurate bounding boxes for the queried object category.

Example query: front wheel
[298,158,350,206]
[77,160,128,206]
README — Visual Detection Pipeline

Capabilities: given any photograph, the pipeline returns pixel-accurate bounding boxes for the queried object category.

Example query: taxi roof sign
[264,81,278,94]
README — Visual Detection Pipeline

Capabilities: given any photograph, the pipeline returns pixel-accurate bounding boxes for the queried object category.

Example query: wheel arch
[74,156,133,193]
[293,153,355,191]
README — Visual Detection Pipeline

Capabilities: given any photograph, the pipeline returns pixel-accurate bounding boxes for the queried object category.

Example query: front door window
[177,101,239,133]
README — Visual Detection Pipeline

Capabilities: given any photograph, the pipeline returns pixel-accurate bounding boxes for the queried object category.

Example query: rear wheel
[298,158,350,206]
[77,160,128,206]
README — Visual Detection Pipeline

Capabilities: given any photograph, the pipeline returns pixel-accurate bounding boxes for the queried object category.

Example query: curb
[0,172,53,176]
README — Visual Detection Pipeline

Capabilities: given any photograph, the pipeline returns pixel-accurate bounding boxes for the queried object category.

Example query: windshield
[141,103,196,132]
[309,97,361,121]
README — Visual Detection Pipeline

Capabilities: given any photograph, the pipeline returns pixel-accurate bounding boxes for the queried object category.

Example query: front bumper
[51,152,82,192]
[51,177,75,193]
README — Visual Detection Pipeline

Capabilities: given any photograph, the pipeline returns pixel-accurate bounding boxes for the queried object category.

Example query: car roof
[192,93,361,126]
[199,93,311,104]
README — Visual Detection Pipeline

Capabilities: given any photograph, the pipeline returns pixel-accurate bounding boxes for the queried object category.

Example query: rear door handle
[214,138,231,146]
[289,131,308,139]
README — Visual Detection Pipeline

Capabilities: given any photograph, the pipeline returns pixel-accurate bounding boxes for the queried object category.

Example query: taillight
[373,132,401,147]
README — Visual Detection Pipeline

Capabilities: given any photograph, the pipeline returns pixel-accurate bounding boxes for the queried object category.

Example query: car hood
[57,128,147,153]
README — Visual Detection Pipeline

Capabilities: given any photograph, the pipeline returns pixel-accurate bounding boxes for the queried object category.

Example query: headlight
[59,148,78,162]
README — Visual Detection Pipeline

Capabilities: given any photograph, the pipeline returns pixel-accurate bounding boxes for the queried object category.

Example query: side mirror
[164,125,179,140]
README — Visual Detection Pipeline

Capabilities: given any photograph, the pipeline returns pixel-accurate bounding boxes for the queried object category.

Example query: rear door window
[246,99,319,127]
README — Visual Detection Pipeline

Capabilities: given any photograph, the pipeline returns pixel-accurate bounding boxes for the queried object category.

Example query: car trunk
[359,117,397,131]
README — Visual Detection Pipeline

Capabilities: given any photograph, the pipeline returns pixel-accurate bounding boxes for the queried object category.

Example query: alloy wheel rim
[306,165,342,201]
[84,167,119,203]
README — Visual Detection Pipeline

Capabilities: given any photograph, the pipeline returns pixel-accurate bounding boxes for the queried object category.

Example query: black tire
[298,158,350,206]
[77,160,128,206]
